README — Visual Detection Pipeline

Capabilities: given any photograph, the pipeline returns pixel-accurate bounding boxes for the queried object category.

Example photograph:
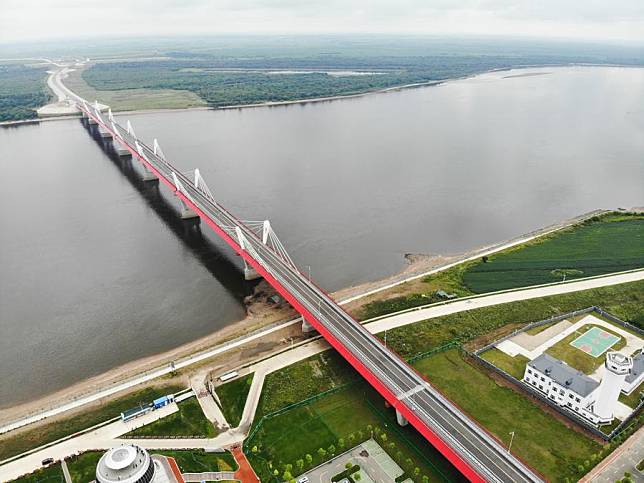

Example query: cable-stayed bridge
[77,100,543,483]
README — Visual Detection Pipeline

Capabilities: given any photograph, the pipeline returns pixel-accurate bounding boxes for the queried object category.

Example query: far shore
[5,62,638,128]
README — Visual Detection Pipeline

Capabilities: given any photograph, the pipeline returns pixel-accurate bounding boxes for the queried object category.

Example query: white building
[523,351,641,426]
[622,351,644,396]
[523,353,603,424]
[594,352,633,420]
[96,444,183,483]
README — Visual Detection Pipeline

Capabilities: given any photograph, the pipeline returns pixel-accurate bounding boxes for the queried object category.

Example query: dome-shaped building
[96,444,155,483]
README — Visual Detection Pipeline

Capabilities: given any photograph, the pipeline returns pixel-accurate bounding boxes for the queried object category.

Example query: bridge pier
[98,126,112,139]
[396,409,408,426]
[243,261,261,281]
[179,199,198,219]
[301,317,316,334]
[140,164,158,182]
[112,140,131,158]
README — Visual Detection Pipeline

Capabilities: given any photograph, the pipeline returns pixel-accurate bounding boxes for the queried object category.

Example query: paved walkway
[580,425,644,483]
[60,459,72,483]
[231,446,260,483]
[190,372,229,431]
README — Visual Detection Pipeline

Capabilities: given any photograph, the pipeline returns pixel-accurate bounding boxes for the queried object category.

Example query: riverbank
[4,62,626,128]
[0,207,614,432]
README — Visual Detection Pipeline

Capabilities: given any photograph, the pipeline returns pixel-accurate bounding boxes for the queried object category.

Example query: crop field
[462,215,644,293]
[357,213,644,321]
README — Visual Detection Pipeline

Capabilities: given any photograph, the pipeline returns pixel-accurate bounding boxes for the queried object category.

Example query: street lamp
[306,265,311,281]
[384,329,387,348]
[508,431,516,453]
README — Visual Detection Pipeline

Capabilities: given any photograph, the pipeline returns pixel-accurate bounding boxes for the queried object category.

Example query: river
[1,66,643,408]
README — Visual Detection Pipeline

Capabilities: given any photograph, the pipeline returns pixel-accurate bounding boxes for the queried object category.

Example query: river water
[1,66,643,408]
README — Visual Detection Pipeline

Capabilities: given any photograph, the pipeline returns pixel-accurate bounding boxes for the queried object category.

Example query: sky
[1,0,644,44]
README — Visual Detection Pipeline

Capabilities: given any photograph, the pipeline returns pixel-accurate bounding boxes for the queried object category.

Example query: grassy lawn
[66,451,103,483]
[248,384,463,482]
[619,382,643,409]
[126,396,217,437]
[379,280,644,359]
[216,373,254,427]
[0,383,184,460]
[545,324,626,374]
[480,348,529,379]
[256,351,358,419]
[153,450,238,473]
[462,214,644,293]
[413,349,601,482]
[9,464,64,483]
[358,212,644,320]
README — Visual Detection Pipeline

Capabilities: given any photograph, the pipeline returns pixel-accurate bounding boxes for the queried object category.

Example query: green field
[0,62,51,121]
[215,373,254,427]
[9,464,64,483]
[66,451,103,483]
[126,396,217,437]
[414,350,602,482]
[65,67,207,112]
[248,384,462,482]
[480,348,529,379]
[462,215,644,293]
[256,351,358,419]
[359,213,644,321]
[0,383,184,460]
[546,324,626,374]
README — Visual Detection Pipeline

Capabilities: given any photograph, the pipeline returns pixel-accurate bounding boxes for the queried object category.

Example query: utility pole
[306,265,311,281]
[508,431,515,453]
[384,329,387,348]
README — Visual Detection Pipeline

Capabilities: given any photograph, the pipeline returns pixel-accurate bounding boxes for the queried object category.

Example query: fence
[469,305,644,441]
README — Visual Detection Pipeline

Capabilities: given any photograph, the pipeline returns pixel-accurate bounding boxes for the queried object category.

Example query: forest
[0,63,50,122]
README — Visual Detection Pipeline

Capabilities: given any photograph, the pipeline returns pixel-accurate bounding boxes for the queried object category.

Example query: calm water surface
[1,66,643,407]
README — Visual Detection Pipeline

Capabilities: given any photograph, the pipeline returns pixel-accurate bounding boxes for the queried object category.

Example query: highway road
[83,104,543,483]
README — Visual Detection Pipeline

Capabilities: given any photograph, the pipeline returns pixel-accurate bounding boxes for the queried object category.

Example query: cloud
[1,0,643,44]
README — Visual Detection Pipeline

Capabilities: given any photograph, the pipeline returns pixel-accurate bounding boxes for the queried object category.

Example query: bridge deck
[79,103,544,483]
